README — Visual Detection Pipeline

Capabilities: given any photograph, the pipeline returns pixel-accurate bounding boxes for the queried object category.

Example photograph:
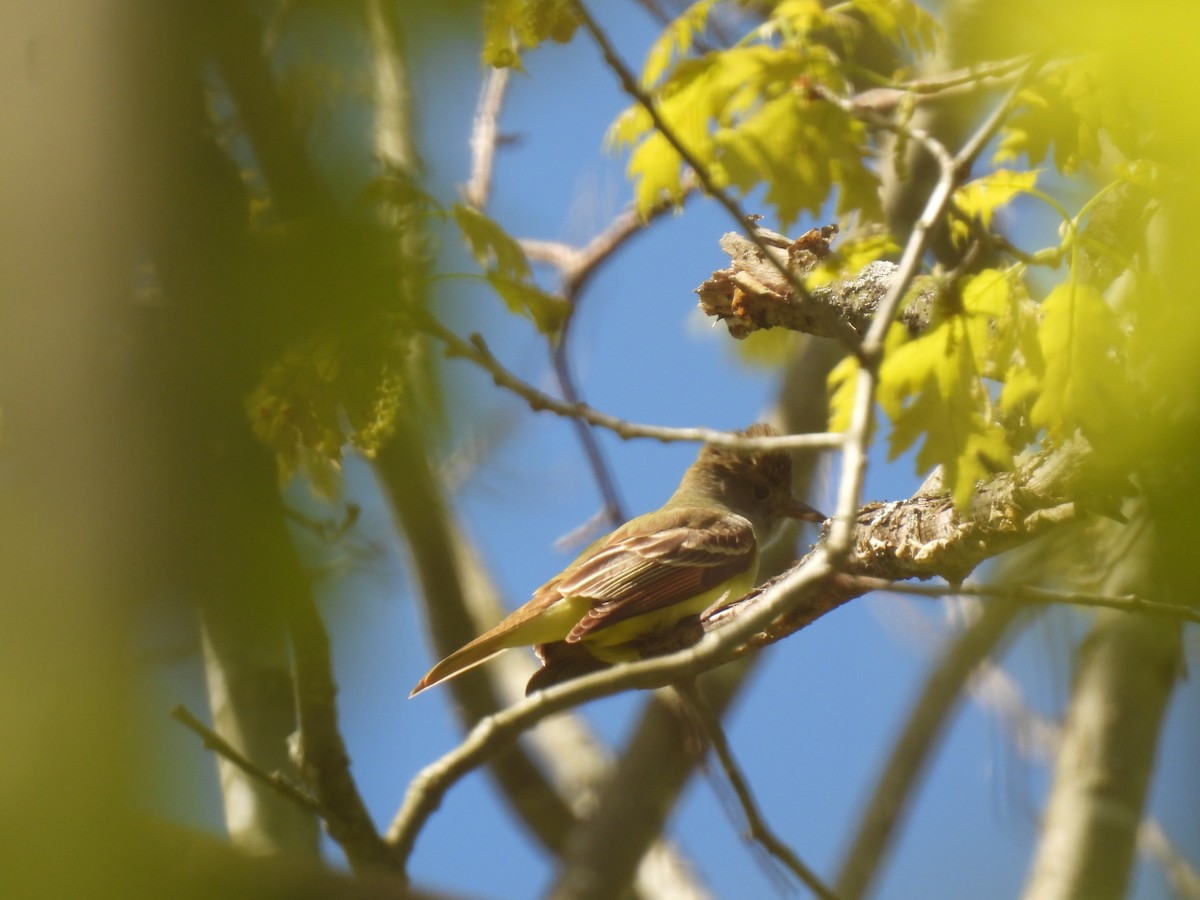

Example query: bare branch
[420,316,845,451]
[697,231,937,342]
[851,55,1032,114]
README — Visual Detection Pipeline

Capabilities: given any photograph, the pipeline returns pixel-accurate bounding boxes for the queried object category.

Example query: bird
[410,424,825,696]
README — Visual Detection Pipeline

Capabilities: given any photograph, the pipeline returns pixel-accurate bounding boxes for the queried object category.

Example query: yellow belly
[575,564,758,662]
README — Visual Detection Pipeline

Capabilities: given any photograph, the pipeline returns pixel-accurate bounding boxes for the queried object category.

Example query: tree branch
[420,316,844,451]
[697,230,937,343]
[705,434,1096,652]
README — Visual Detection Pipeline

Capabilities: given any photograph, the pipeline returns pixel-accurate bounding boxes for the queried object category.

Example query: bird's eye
[753,484,771,500]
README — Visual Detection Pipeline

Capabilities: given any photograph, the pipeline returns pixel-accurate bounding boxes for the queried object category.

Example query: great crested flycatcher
[410,424,825,696]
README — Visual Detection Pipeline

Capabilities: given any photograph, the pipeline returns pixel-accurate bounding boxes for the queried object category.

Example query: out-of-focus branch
[887,587,1200,899]
[1022,516,1182,899]
[366,0,421,176]
[171,704,325,817]
[463,66,510,210]
[288,592,396,870]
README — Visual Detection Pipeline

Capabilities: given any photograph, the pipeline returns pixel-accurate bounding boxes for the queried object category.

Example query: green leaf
[642,0,720,87]
[453,204,531,280]
[245,335,403,494]
[996,59,1139,173]
[1028,281,1127,440]
[482,0,579,69]
[959,267,1026,379]
[848,0,940,57]
[716,94,881,229]
[878,317,1013,509]
[826,352,861,433]
[950,169,1039,246]
[486,273,569,335]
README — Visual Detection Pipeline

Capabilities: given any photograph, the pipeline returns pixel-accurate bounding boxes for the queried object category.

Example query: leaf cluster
[608,0,939,228]
[828,53,1164,507]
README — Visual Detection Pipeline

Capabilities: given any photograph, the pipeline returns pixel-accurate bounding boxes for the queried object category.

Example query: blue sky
[141,4,1200,898]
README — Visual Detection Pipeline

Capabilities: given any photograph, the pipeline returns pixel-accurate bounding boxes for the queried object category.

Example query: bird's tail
[409,630,513,696]
[410,593,584,696]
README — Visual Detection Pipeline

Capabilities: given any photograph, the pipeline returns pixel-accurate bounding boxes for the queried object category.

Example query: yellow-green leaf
[950,169,1039,246]
[879,317,1012,508]
[996,59,1138,173]
[482,0,579,69]
[642,0,720,87]
[453,204,530,280]
[826,352,860,433]
[849,0,940,57]
[487,274,569,335]
[1028,281,1126,439]
[716,95,880,229]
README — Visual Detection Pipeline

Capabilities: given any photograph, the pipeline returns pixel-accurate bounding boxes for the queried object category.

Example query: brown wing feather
[556,508,756,642]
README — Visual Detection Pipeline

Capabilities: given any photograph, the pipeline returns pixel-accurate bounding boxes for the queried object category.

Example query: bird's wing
[554,506,756,643]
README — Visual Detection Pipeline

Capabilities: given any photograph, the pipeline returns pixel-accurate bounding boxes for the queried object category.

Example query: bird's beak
[782,496,826,523]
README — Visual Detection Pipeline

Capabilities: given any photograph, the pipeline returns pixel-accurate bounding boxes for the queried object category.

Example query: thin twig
[421,316,845,451]
[678,684,839,900]
[170,704,326,817]
[845,576,1200,625]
